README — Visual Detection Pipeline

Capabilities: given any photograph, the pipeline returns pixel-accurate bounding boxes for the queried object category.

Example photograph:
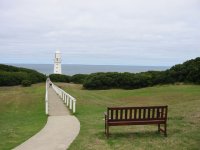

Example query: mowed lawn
[56,83,200,150]
[0,83,47,150]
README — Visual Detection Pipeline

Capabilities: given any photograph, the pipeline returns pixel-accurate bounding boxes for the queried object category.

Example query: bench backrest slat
[138,108,141,119]
[148,108,151,119]
[111,109,113,120]
[152,108,155,119]
[124,109,127,120]
[107,106,168,121]
[156,108,159,119]
[143,108,146,119]
[129,108,132,120]
[120,110,122,120]
[116,109,118,120]
[134,108,137,120]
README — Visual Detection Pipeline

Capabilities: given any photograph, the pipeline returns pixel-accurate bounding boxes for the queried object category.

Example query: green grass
[1,83,199,150]
[57,83,200,150]
[0,83,47,150]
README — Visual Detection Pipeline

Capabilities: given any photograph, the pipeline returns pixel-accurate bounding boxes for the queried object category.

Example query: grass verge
[0,83,47,150]
[57,83,200,150]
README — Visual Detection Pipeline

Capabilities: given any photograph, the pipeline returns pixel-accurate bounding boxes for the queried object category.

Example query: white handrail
[45,79,49,115]
[51,81,76,113]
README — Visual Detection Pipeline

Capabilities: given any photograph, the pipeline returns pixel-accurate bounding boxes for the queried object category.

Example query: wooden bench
[104,106,168,138]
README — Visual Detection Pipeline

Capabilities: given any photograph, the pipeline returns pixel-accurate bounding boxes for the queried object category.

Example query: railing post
[65,94,67,104]
[63,93,66,103]
[73,100,76,113]
[45,100,48,114]
[63,92,65,101]
[45,79,49,115]
[67,95,69,106]
[70,98,72,109]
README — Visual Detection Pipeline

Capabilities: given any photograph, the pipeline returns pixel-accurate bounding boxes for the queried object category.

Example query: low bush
[21,80,32,87]
[0,64,46,86]
[83,57,200,89]
[70,74,88,84]
[49,74,70,82]
[83,72,157,89]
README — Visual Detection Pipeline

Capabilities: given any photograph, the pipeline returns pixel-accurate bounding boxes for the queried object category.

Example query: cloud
[0,0,200,65]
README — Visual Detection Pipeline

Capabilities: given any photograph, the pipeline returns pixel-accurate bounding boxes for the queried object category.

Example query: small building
[54,50,62,74]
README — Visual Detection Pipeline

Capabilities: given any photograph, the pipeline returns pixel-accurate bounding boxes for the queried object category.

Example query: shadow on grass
[96,130,166,140]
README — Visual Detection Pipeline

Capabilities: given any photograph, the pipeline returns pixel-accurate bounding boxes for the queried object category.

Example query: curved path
[14,87,80,150]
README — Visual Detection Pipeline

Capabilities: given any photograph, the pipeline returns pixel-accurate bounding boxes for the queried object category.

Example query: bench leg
[158,123,167,137]
[106,126,109,138]
[158,124,160,133]
[105,121,107,135]
[105,124,106,135]
[164,123,167,137]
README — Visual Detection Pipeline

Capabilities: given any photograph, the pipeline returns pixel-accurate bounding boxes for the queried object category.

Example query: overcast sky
[0,0,200,66]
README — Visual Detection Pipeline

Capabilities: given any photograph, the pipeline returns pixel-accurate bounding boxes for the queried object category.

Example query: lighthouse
[54,50,62,74]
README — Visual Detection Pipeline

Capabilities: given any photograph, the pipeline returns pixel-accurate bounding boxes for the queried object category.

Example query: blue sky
[0,0,200,66]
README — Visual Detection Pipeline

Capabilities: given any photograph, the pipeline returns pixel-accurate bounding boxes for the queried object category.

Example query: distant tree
[49,74,71,82]
[0,64,46,86]
[70,74,88,84]
[83,57,200,90]
[21,80,32,87]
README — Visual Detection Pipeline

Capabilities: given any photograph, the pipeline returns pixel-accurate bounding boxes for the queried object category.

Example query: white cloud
[0,0,200,65]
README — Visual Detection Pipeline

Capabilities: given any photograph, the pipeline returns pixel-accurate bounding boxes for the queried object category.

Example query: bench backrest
[107,106,168,121]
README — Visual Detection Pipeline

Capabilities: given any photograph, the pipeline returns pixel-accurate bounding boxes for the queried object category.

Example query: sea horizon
[6,63,171,75]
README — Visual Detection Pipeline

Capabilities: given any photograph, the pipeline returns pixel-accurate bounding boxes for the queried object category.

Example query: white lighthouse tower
[54,50,62,74]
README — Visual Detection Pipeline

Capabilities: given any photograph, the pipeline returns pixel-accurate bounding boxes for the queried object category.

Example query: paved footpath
[14,87,80,150]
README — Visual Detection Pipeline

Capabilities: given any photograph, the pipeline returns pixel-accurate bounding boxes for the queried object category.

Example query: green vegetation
[70,74,89,84]
[0,57,199,149]
[49,57,200,90]
[49,73,88,84]
[83,57,200,89]
[21,80,32,87]
[0,83,47,150]
[0,64,46,86]
[49,74,71,82]
[56,83,200,150]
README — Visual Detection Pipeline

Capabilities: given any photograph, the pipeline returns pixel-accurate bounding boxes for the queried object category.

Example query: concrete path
[48,87,70,116]
[14,86,80,150]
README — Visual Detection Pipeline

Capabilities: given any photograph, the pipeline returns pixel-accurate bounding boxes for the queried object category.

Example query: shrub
[0,64,46,86]
[70,74,88,84]
[21,80,32,87]
[83,57,200,89]
[49,74,71,82]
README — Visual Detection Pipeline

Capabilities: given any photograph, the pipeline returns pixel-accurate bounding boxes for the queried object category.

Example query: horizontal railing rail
[51,81,76,113]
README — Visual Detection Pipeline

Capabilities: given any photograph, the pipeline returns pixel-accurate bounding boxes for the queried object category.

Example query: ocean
[11,64,170,75]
